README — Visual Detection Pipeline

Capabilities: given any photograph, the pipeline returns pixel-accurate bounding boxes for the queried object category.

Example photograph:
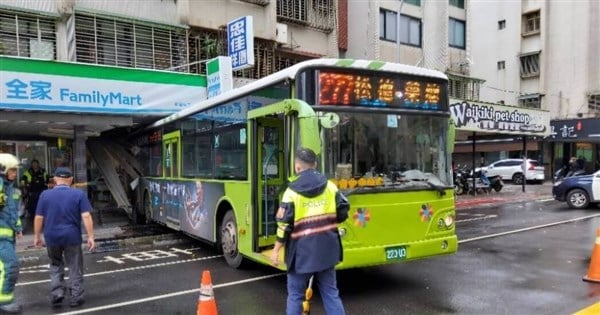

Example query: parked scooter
[453,166,469,195]
[470,168,491,194]
[487,175,504,192]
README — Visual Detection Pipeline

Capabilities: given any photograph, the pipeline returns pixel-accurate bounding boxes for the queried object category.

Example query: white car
[480,159,545,184]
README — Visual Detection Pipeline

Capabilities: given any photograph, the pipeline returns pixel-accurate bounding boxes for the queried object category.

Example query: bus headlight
[338,228,347,237]
[443,214,454,228]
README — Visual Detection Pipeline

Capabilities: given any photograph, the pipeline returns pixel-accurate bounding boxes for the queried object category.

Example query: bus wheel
[220,210,244,268]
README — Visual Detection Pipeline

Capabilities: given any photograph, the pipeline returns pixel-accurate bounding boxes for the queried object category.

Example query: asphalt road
[14,197,600,315]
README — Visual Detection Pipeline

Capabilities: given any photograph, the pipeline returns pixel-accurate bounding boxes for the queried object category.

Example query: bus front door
[162,130,181,230]
[255,118,284,248]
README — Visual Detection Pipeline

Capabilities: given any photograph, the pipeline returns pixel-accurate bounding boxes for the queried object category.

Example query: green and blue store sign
[0,56,207,115]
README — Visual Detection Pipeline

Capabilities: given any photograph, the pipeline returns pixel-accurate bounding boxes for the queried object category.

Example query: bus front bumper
[336,235,458,269]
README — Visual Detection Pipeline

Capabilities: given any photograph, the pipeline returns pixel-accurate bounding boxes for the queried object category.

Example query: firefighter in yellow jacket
[0,154,23,313]
[271,147,349,315]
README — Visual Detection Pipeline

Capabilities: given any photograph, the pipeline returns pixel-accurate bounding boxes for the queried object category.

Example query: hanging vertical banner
[227,16,254,71]
[206,56,233,98]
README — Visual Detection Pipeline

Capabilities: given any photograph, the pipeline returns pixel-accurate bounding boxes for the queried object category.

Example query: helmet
[0,153,20,174]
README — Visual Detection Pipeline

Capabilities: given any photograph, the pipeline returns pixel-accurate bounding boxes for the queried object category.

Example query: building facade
[345,0,599,174]
[1,0,340,78]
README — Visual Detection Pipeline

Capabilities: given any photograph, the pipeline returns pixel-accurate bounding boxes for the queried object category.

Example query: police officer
[0,153,23,314]
[270,147,349,315]
[20,159,48,222]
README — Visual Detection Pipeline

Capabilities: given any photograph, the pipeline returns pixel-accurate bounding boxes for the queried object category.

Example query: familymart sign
[0,56,207,115]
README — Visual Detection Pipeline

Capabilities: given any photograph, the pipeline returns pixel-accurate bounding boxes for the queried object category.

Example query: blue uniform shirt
[36,185,92,247]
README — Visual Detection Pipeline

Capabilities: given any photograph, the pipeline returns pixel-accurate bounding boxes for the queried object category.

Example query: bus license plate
[385,246,407,261]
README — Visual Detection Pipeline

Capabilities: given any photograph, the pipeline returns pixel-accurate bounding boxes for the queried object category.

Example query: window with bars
[74,14,187,71]
[0,10,56,59]
[497,61,505,70]
[522,10,540,35]
[448,75,481,101]
[519,94,541,109]
[277,0,308,23]
[589,94,600,112]
[519,52,540,78]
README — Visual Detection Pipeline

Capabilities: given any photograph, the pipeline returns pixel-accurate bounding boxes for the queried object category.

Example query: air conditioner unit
[275,23,288,44]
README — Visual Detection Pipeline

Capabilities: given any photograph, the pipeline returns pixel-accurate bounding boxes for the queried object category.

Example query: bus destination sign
[318,71,444,111]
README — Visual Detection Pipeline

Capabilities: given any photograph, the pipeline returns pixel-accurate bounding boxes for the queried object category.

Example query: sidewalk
[455,180,554,210]
[16,207,178,258]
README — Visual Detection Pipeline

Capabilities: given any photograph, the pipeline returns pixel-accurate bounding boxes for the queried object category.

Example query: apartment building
[346,0,600,173]
[469,0,600,172]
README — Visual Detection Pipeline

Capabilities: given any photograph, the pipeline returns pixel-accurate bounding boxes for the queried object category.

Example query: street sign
[227,16,254,71]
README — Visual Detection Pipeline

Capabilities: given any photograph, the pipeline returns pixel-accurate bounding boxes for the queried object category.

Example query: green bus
[131,59,457,269]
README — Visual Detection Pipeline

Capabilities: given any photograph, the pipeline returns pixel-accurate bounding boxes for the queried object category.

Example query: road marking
[16,255,222,287]
[459,213,600,244]
[54,273,285,315]
[97,247,197,264]
[572,301,600,315]
[456,214,498,223]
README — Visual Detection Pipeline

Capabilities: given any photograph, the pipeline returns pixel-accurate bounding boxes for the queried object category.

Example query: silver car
[480,159,545,184]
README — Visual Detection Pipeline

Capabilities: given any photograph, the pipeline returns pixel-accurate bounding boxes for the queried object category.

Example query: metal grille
[277,0,308,23]
[0,10,56,59]
[74,14,187,72]
[448,75,481,101]
[277,0,336,31]
[518,94,541,109]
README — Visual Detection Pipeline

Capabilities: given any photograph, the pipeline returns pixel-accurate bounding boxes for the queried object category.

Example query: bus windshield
[319,111,451,189]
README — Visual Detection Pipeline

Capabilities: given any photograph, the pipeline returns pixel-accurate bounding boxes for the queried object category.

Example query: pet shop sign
[449,99,551,136]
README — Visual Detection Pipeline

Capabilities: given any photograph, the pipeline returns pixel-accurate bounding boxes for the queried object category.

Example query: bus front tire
[220,210,244,268]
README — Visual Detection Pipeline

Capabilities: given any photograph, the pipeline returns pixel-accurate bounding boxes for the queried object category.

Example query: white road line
[459,213,600,244]
[55,273,285,315]
[456,214,498,223]
[16,255,223,287]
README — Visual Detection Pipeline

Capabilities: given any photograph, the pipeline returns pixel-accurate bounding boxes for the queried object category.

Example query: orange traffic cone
[584,229,600,282]
[197,270,218,315]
